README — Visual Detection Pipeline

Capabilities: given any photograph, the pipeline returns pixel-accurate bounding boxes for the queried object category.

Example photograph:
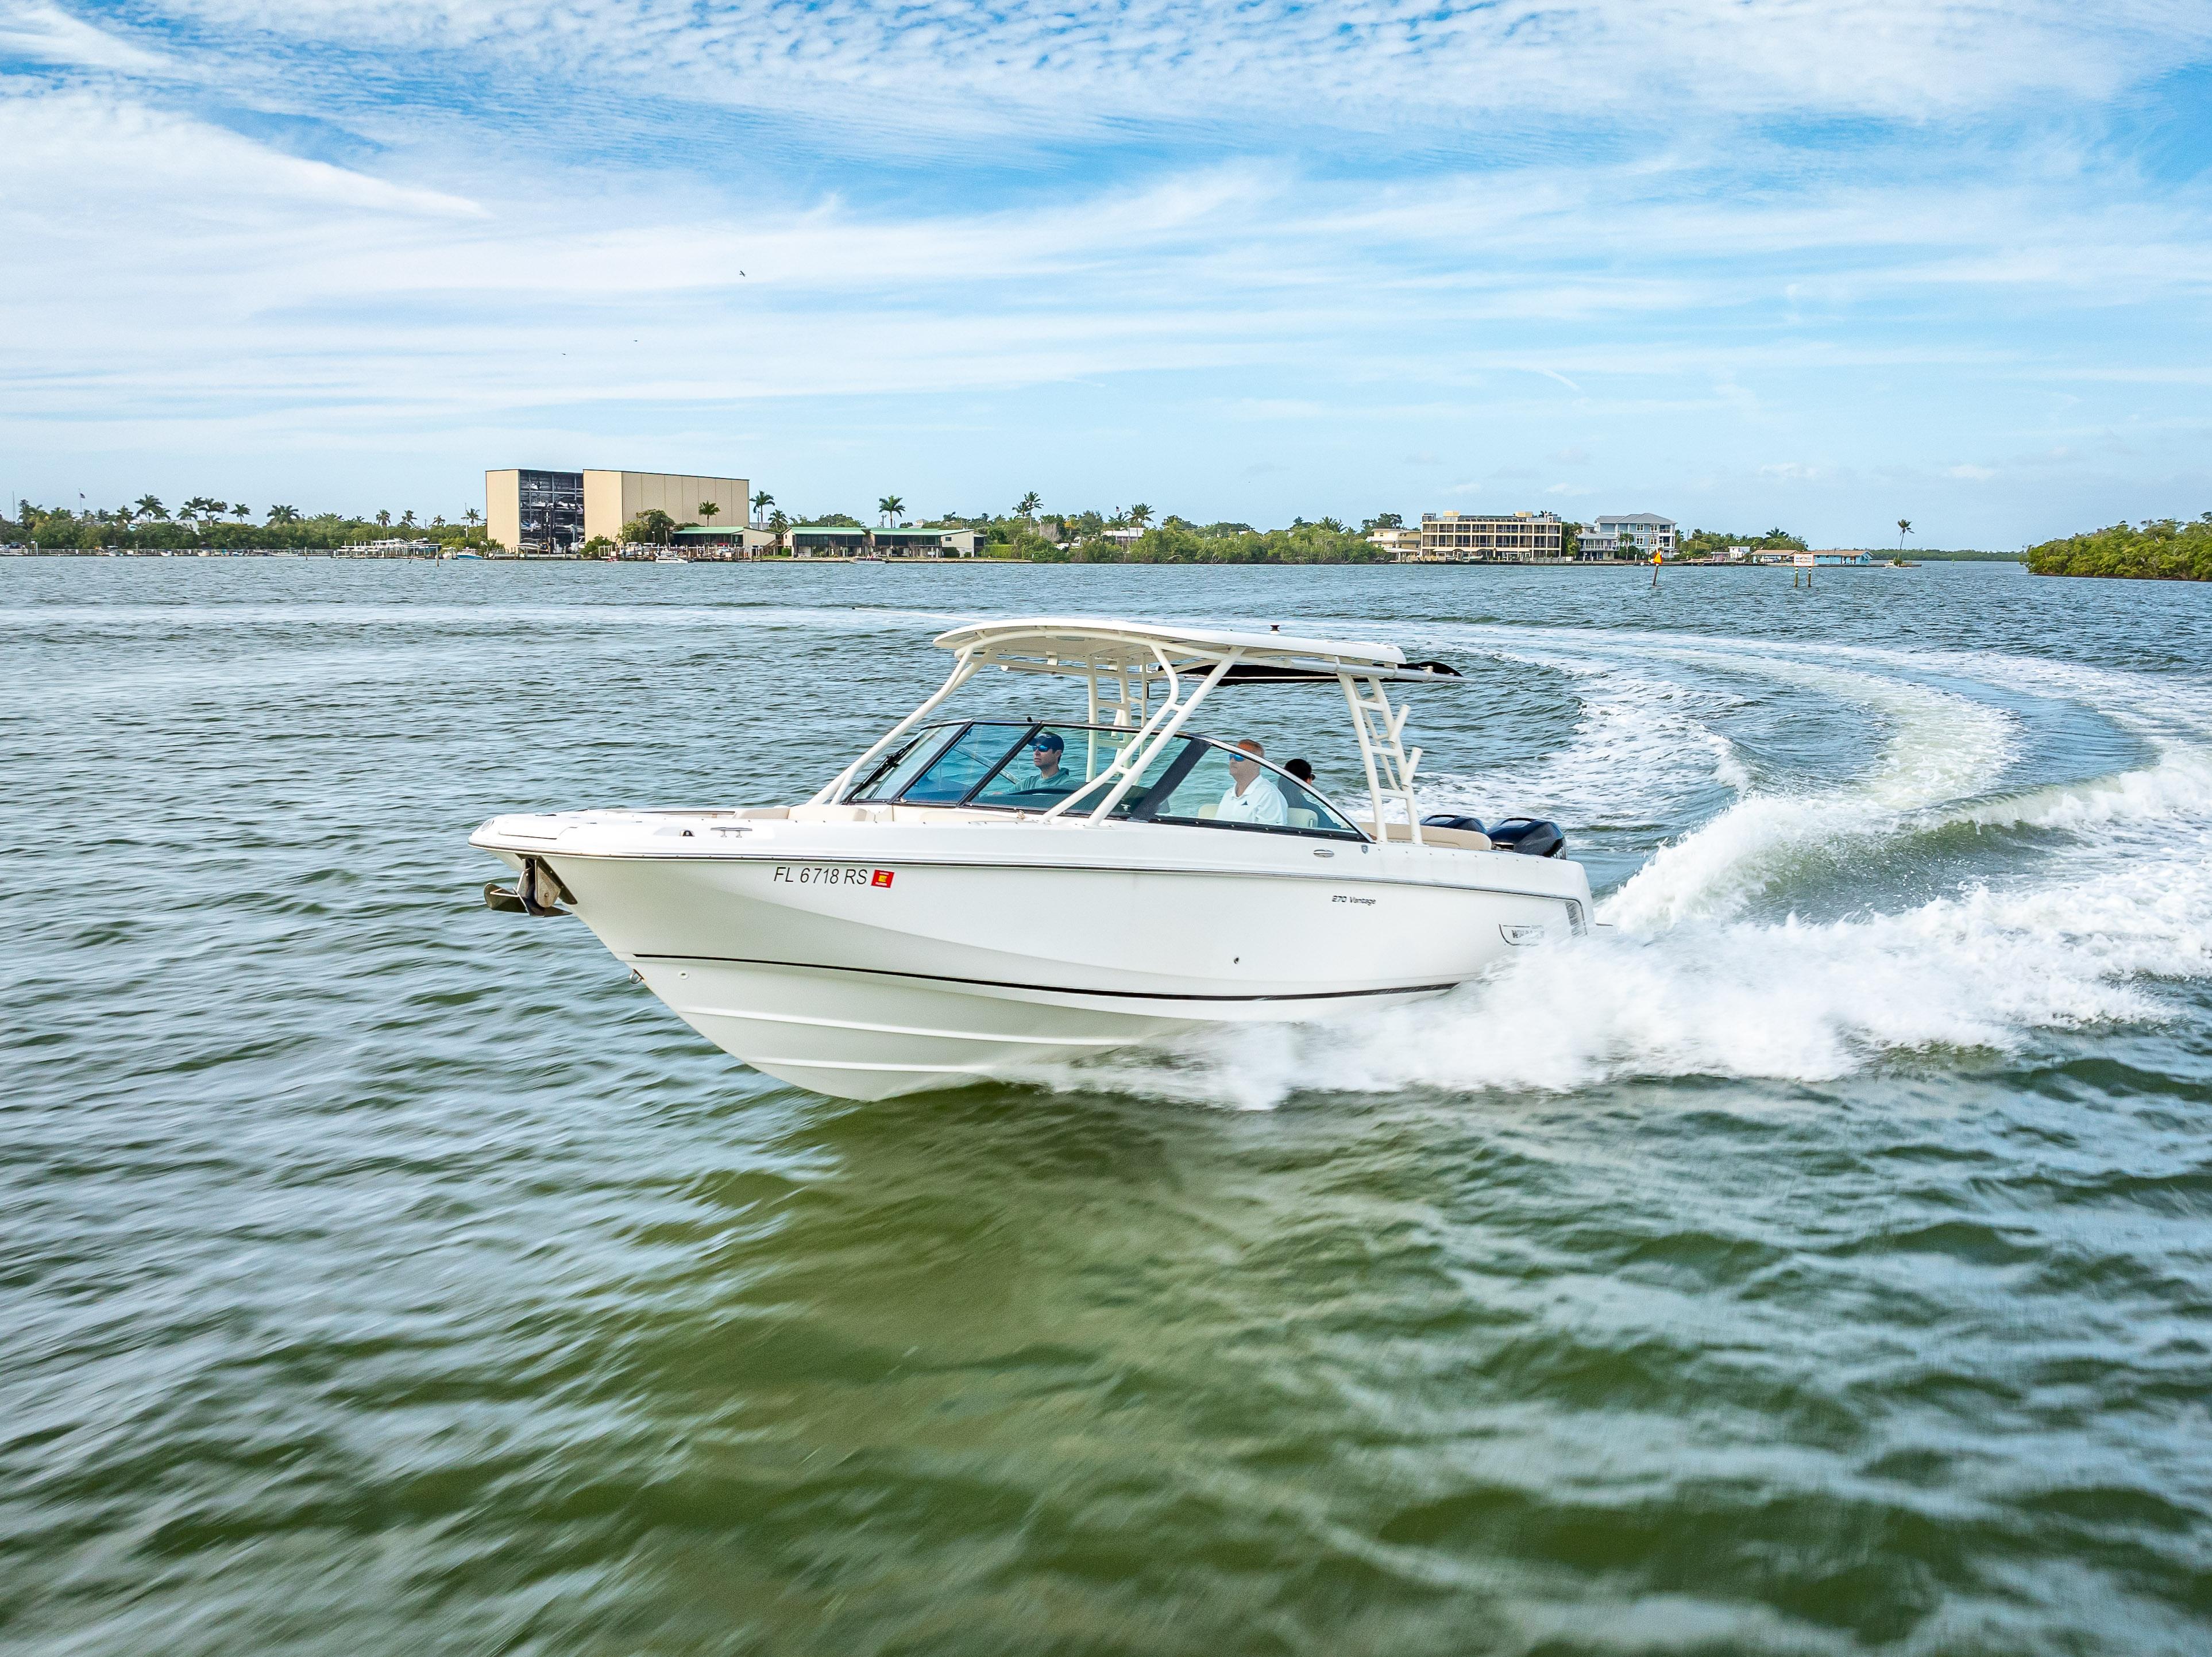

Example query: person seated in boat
[1218,739,1288,826]
[1027,730,1077,792]
[1280,758,1328,828]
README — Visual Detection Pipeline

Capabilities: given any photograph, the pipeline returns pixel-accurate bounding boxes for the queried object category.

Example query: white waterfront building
[1578,514,1677,559]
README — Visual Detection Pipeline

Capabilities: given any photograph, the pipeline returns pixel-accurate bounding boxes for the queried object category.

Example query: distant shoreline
[2,548,2024,567]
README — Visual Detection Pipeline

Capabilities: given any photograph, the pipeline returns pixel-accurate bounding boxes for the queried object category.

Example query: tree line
[3,495,495,552]
[672,496,1416,562]
[1676,527,1810,556]
[2025,515,2212,581]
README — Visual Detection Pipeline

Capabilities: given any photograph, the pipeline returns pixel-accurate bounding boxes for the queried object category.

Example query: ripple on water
[3,560,2211,1655]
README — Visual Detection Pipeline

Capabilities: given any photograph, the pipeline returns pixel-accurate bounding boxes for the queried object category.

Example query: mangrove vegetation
[2025,516,2212,581]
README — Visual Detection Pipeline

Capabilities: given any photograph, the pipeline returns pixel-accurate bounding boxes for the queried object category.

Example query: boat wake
[1029,633,2212,1108]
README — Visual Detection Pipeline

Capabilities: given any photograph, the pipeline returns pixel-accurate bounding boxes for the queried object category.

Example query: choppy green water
[6,558,2211,1655]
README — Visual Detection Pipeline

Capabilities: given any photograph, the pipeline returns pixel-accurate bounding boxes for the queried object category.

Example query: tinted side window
[1277,775,1361,836]
[1145,743,1364,839]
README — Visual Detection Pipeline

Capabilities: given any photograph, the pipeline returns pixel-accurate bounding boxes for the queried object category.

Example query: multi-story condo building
[1416,511,1565,561]
[1366,527,1420,558]
[1577,514,1677,560]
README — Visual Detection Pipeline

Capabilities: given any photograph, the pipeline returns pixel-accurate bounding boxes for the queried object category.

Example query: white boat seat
[1199,803,1321,827]
[1355,819,1493,850]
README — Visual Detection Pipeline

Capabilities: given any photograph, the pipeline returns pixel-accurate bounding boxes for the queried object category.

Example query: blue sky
[3,1,2209,545]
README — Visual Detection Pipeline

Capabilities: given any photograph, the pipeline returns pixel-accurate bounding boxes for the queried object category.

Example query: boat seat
[1198,803,1320,827]
[1356,819,1493,850]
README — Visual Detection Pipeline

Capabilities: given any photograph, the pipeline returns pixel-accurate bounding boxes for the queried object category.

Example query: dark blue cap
[1032,731,1064,752]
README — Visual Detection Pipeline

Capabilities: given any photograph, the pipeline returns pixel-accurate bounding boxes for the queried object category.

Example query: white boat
[472,618,1594,1100]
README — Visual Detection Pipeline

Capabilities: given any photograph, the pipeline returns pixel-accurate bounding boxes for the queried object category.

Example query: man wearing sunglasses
[1217,738,1288,826]
[1027,730,1074,790]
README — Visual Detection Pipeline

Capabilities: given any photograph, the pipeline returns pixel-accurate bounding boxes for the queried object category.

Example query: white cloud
[7,18,2212,544]
[134,0,2212,126]
[0,88,483,232]
[0,1,168,70]
[8,87,2210,453]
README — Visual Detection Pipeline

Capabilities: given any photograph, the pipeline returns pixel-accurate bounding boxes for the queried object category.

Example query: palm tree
[230,502,251,522]
[432,514,446,528]
[1017,491,1041,519]
[698,501,720,525]
[462,507,481,527]
[1128,502,1153,530]
[135,495,165,521]
[267,504,300,525]
[877,495,905,526]
[752,490,773,526]
[115,503,138,530]
[768,507,789,554]
[376,510,392,527]
[400,509,417,529]
[1897,517,1913,552]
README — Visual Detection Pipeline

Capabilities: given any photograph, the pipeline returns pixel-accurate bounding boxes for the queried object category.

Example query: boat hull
[480,826,1589,1099]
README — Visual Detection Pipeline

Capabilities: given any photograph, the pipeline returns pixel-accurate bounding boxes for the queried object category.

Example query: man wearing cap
[1027,730,1075,791]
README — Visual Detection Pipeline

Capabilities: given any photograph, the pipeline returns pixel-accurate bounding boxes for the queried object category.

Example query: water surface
[5,559,2210,1654]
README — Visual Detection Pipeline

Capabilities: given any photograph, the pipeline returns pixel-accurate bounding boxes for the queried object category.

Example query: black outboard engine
[1420,813,1566,857]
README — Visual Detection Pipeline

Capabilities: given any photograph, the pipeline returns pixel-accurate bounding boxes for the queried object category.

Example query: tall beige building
[484,467,751,553]
[581,471,750,545]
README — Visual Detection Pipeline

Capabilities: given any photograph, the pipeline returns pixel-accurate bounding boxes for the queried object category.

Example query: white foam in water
[1043,635,2212,1108]
[1603,656,2017,932]
[1425,651,1752,824]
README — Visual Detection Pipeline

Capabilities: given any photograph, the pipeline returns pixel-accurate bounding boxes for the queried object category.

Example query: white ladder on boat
[1344,673,1426,844]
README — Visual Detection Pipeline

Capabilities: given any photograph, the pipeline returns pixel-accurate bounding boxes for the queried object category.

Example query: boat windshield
[845,722,1364,841]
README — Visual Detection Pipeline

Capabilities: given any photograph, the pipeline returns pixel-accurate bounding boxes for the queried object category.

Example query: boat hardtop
[799,615,1464,847]
[929,616,1458,681]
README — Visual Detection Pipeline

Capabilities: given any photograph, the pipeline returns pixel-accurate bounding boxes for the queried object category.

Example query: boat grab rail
[1049,647,1245,824]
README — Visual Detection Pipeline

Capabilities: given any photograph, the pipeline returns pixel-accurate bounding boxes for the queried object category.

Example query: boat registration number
[773,864,895,888]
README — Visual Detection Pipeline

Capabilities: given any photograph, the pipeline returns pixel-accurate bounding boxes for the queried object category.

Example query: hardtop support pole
[1342,669,1385,836]
[810,649,980,803]
[1057,648,1238,823]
